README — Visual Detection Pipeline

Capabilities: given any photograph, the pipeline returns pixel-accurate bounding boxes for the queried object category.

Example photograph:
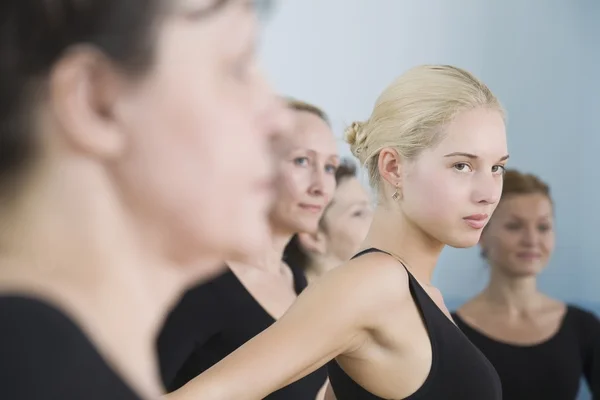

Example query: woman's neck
[361,203,444,284]
[241,226,293,275]
[480,267,543,314]
[0,163,208,399]
[304,255,343,284]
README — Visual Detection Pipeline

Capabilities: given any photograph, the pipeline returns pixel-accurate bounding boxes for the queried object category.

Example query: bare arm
[166,254,408,400]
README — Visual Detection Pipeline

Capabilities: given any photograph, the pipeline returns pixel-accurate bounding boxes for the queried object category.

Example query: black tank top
[326,248,502,399]
[158,264,327,399]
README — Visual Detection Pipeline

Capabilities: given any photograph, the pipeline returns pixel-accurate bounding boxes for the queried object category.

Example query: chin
[445,233,482,249]
[292,219,320,235]
[506,264,544,278]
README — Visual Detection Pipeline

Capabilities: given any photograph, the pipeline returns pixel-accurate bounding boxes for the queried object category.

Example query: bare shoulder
[541,295,566,313]
[306,251,412,325]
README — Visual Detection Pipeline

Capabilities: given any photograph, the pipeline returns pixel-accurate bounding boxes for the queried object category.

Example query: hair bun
[345,121,369,159]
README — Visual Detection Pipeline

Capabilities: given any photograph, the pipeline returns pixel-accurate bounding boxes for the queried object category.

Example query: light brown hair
[286,98,330,126]
[501,169,551,202]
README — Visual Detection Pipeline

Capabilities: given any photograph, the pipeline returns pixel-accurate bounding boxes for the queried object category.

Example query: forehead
[432,107,507,158]
[494,193,553,219]
[334,178,369,201]
[287,111,337,153]
[166,0,257,41]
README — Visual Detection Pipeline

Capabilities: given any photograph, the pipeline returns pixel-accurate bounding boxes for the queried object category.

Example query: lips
[463,213,489,230]
[516,251,542,260]
[299,204,323,213]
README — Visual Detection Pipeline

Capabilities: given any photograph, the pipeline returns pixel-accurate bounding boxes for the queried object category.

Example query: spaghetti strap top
[326,248,502,399]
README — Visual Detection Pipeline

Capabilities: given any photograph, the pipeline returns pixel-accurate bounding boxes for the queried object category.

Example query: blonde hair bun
[345,120,368,162]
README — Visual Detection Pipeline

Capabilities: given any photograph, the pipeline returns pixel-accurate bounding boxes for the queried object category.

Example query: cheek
[541,234,556,254]
[404,172,462,221]
[112,61,272,258]
[333,219,362,245]
[486,234,519,263]
[323,175,337,204]
[278,166,310,200]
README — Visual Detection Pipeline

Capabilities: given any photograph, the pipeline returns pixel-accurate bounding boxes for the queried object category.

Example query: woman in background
[0,1,287,399]
[158,100,338,400]
[284,159,372,283]
[453,169,600,400]
[167,65,507,400]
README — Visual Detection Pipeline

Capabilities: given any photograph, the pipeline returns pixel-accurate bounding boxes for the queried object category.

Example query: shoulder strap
[351,247,392,259]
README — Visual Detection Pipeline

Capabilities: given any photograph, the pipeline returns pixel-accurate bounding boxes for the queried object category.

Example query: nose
[307,164,326,198]
[520,225,538,247]
[472,172,502,205]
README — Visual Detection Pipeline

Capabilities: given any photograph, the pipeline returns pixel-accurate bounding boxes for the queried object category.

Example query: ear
[377,147,403,193]
[297,231,327,255]
[48,46,127,160]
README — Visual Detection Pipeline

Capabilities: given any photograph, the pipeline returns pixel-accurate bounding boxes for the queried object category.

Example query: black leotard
[158,264,327,399]
[0,296,142,399]
[327,248,502,399]
[453,306,600,399]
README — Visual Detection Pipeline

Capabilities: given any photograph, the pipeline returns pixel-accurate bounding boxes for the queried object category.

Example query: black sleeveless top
[326,248,502,399]
[158,264,327,399]
[0,296,142,399]
[453,307,600,400]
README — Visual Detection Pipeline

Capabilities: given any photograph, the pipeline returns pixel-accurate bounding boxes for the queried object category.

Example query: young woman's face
[270,110,339,235]
[399,107,508,248]
[480,193,555,277]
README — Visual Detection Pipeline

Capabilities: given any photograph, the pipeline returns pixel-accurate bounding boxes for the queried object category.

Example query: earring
[391,184,401,201]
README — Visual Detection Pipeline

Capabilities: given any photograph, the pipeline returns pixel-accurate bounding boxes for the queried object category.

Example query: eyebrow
[444,152,510,162]
[178,0,257,21]
[292,148,340,160]
[507,213,552,220]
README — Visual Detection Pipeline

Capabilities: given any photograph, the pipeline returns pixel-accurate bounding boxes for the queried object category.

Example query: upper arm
[579,308,600,396]
[169,254,410,400]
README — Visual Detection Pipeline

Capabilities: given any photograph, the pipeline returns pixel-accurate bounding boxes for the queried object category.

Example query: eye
[352,207,372,218]
[492,165,506,175]
[453,163,472,172]
[325,164,338,174]
[538,224,551,232]
[293,157,309,167]
[505,223,521,231]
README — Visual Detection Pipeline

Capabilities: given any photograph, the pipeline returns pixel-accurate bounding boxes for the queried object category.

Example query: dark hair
[0,1,171,186]
[283,159,358,271]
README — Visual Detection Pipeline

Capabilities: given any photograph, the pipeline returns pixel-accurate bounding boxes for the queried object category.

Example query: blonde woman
[168,65,508,400]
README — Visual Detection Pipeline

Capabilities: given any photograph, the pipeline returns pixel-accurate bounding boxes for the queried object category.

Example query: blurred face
[400,107,508,248]
[481,193,555,277]
[110,1,290,263]
[270,110,339,235]
[321,177,372,263]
